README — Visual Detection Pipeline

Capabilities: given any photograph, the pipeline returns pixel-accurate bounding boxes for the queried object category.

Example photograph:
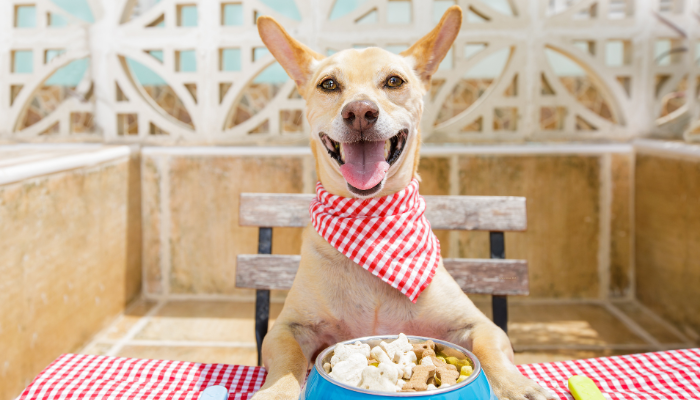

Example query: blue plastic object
[199,385,229,400]
[300,336,497,400]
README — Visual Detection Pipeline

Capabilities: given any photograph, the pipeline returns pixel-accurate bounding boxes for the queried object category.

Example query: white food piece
[379,333,413,360]
[393,350,417,379]
[427,384,438,391]
[396,378,406,391]
[370,346,403,377]
[331,341,371,367]
[329,353,368,386]
[323,362,331,374]
[358,362,400,392]
[370,346,392,364]
[420,356,435,366]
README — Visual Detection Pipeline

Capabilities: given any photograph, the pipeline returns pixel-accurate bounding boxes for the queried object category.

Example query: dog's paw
[491,371,557,400]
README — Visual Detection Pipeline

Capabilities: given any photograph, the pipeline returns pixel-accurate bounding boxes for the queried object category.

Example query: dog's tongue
[339,141,389,190]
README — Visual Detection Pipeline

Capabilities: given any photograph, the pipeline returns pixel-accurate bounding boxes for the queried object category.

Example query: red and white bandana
[309,178,440,302]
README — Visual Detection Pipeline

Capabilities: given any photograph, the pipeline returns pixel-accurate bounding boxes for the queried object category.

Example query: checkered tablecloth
[18,349,700,399]
[17,354,266,400]
[517,348,700,399]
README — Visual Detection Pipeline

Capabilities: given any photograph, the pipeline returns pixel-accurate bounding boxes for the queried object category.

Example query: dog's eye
[320,79,338,91]
[386,76,404,88]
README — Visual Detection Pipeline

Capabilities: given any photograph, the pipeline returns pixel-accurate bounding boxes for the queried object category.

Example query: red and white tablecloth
[18,348,700,400]
[517,348,700,399]
[17,354,266,400]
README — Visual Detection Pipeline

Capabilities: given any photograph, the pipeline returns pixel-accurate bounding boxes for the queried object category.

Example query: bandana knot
[309,179,440,302]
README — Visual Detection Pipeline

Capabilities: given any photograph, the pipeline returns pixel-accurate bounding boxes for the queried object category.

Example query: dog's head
[258,6,461,198]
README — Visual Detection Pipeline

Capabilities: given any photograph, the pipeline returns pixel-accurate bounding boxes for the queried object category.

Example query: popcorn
[323,334,473,393]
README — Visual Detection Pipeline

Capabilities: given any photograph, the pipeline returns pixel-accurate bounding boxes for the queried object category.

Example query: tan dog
[253,6,554,400]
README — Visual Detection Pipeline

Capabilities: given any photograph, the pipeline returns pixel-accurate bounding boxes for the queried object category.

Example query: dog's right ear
[257,17,324,89]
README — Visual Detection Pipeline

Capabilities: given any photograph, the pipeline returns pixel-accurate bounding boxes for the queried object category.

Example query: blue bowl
[300,335,496,400]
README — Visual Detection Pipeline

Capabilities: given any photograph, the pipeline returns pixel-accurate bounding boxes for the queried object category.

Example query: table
[17,349,700,399]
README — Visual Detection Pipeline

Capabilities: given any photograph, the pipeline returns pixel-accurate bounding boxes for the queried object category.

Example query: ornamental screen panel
[0,0,698,144]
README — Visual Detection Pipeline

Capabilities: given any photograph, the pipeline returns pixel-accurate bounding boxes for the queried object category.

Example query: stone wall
[635,141,700,340]
[141,148,312,302]
[0,147,136,400]
[419,148,634,300]
[142,144,634,303]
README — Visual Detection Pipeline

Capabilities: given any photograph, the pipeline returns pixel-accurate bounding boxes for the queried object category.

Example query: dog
[252,6,554,400]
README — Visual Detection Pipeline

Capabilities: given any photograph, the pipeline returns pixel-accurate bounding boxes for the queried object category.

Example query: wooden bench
[236,193,528,366]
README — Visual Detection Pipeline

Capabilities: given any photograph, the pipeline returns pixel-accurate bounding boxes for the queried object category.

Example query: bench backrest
[237,193,528,365]
[239,194,527,230]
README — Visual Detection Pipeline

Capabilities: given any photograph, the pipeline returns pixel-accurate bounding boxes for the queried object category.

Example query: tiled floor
[80,297,695,367]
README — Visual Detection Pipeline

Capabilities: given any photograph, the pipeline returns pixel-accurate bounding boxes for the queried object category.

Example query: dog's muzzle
[319,129,408,195]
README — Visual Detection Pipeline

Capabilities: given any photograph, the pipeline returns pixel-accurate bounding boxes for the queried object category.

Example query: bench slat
[442,258,529,296]
[239,194,526,231]
[239,194,313,228]
[236,255,302,291]
[236,255,528,295]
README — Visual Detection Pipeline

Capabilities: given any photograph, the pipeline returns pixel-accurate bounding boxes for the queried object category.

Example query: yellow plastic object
[568,375,606,400]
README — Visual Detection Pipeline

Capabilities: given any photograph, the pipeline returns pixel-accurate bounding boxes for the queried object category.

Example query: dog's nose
[342,100,379,131]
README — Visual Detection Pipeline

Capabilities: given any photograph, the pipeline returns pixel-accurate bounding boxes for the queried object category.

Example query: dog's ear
[401,5,462,84]
[257,16,324,88]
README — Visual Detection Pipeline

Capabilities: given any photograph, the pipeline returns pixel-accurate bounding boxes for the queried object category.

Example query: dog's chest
[299,227,446,343]
[318,255,421,336]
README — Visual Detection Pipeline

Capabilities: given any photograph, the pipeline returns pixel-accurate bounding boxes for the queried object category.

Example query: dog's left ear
[257,16,324,89]
[401,5,462,84]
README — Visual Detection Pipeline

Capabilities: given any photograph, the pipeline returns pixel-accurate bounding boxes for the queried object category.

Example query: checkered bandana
[309,178,440,302]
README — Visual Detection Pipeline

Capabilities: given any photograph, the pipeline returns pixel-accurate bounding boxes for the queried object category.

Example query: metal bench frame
[237,194,528,366]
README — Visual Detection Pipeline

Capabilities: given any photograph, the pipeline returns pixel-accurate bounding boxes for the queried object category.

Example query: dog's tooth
[340,143,345,162]
[384,140,391,159]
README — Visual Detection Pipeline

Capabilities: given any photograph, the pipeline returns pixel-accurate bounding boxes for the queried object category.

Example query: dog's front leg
[251,322,308,400]
[461,320,555,400]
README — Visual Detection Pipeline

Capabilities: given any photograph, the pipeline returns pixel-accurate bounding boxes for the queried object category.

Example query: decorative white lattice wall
[1,0,699,144]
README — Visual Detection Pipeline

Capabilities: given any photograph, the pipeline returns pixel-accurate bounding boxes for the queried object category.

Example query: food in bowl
[323,333,474,393]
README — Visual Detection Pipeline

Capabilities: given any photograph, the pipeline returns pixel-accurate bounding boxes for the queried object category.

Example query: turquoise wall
[12,0,593,89]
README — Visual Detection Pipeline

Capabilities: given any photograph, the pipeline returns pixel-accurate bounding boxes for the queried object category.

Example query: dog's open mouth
[320,130,408,193]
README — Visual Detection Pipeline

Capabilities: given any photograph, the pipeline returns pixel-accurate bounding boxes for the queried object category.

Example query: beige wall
[0,158,136,400]
[635,151,700,338]
[142,153,308,301]
[420,153,633,299]
[143,147,634,302]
